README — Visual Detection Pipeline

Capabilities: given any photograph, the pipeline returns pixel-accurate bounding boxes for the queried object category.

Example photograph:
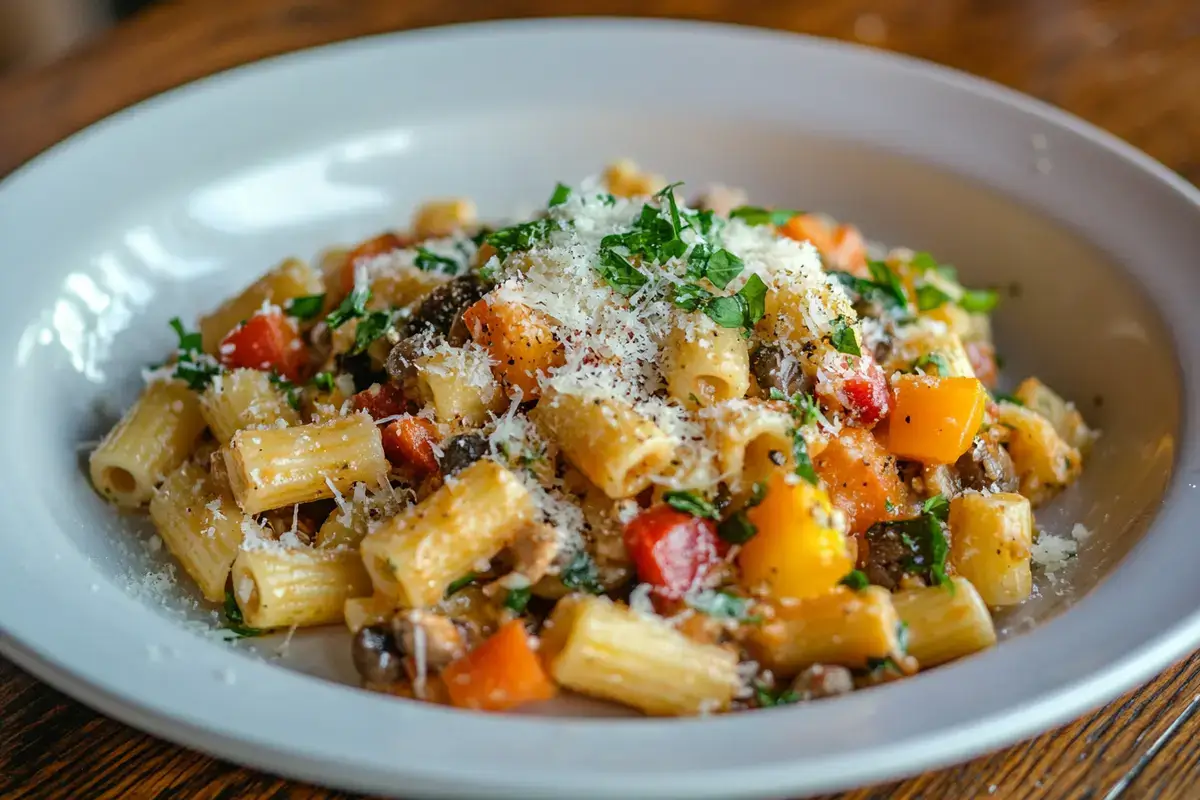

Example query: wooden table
[1,1,1197,798]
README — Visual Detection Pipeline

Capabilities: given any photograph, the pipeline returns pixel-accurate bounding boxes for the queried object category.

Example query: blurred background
[0,0,151,72]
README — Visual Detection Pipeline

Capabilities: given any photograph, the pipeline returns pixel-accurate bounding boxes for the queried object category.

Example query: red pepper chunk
[840,358,891,427]
[351,382,409,421]
[382,416,441,474]
[340,232,408,293]
[218,310,307,382]
[622,505,720,598]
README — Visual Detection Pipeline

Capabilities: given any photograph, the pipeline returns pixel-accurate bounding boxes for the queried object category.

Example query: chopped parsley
[547,182,572,207]
[791,428,818,485]
[413,247,461,274]
[284,294,326,321]
[504,586,532,613]
[871,512,951,588]
[914,353,950,376]
[921,493,950,522]
[223,587,266,638]
[663,490,720,520]
[829,317,861,356]
[829,270,908,314]
[560,551,604,594]
[269,373,301,410]
[350,310,394,356]
[770,388,823,427]
[596,248,649,297]
[167,317,221,391]
[960,288,999,312]
[915,283,954,311]
[671,282,714,312]
[326,285,371,329]
[754,683,800,708]
[687,590,762,624]
[729,206,802,226]
[839,569,870,590]
[445,573,477,597]
[486,218,558,260]
[312,371,336,392]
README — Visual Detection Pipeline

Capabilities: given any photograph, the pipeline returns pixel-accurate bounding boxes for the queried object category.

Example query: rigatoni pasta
[89,161,1094,717]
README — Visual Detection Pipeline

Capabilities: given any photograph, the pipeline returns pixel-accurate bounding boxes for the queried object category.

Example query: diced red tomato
[351,382,409,421]
[622,505,720,598]
[218,310,307,382]
[340,232,408,293]
[964,340,999,388]
[382,416,440,474]
[839,358,891,427]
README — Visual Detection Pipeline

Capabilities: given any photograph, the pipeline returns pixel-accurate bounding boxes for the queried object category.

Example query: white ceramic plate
[1,18,1198,800]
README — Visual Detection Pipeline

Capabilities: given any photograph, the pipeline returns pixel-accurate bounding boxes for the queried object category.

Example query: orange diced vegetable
[382,416,441,474]
[351,382,409,421]
[779,214,836,256]
[462,299,564,399]
[964,340,999,388]
[779,215,868,276]
[886,375,987,464]
[442,620,557,712]
[738,471,853,601]
[814,428,909,535]
[218,310,308,382]
[340,232,407,293]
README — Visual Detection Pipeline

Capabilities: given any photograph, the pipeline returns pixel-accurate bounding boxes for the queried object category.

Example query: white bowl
[0,18,1197,800]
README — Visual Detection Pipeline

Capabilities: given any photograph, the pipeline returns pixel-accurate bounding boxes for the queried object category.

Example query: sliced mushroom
[391,610,467,671]
[921,464,962,499]
[863,522,920,591]
[407,275,486,338]
[790,664,855,700]
[751,344,813,398]
[956,437,1018,493]
[351,624,405,683]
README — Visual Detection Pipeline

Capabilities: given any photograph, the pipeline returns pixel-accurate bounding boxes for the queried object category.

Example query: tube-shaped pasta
[892,578,996,667]
[199,257,323,353]
[344,595,398,634]
[360,460,534,607]
[149,460,248,602]
[948,491,1032,606]
[89,380,207,507]
[232,546,372,629]
[222,413,387,514]
[1014,377,1095,453]
[530,390,673,499]
[199,368,300,445]
[885,321,976,379]
[540,595,739,716]
[662,319,750,408]
[414,344,504,426]
[368,266,448,311]
[747,587,902,677]
[411,198,477,239]
[704,400,806,495]
[997,402,1082,505]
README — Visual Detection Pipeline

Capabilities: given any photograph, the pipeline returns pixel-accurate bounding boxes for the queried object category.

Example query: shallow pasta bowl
[0,17,1198,800]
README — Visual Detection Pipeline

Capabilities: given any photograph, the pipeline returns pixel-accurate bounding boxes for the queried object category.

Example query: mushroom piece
[407,275,486,338]
[391,610,467,671]
[751,344,813,398]
[509,522,561,586]
[790,664,855,700]
[437,433,490,476]
[956,437,1019,493]
[862,522,921,591]
[351,624,405,684]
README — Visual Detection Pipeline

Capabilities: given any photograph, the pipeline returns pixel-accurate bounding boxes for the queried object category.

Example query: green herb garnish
[704,274,767,330]
[993,391,1024,406]
[350,310,394,356]
[413,247,461,274]
[915,283,954,311]
[672,283,714,312]
[792,428,818,485]
[445,573,477,597]
[269,373,301,410]
[663,490,720,520]
[716,483,766,545]
[486,218,558,260]
[754,683,801,708]
[285,294,326,321]
[597,248,649,297]
[167,317,221,391]
[914,353,950,376]
[704,248,744,289]
[830,317,861,356]
[839,569,870,590]
[223,587,266,638]
[687,590,762,623]
[548,182,572,207]
[866,260,909,310]
[959,288,999,312]
[326,285,371,329]
[504,586,532,613]
[729,206,803,226]
[921,494,950,522]
[561,551,604,594]
[312,371,336,392]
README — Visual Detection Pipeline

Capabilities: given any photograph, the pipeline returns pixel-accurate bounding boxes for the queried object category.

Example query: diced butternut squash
[462,299,564,399]
[948,492,1032,606]
[1013,377,1095,453]
[738,471,853,601]
[996,402,1082,505]
[442,620,557,712]
[886,375,987,464]
[814,428,909,535]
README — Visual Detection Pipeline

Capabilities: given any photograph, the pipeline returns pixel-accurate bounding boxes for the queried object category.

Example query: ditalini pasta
[89,161,1094,715]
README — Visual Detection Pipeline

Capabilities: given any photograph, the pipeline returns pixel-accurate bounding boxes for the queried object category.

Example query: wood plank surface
[1,1,1198,798]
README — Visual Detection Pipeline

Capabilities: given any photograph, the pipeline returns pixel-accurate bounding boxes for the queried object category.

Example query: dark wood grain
[0,1,1197,798]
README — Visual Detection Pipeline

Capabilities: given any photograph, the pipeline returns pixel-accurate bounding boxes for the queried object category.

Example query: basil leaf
[740,274,768,326]
[866,260,909,310]
[839,569,870,590]
[921,494,950,522]
[959,288,999,313]
[170,317,203,353]
[916,283,954,311]
[656,182,685,238]
[350,310,394,356]
[486,219,556,260]
[548,182,571,207]
[687,590,762,623]
[705,294,747,328]
[597,249,649,297]
[561,551,604,594]
[167,317,221,391]
[312,371,336,392]
[326,286,371,329]
[705,248,744,289]
[445,573,477,597]
[792,428,818,485]
[729,206,803,226]
[717,512,757,545]
[663,490,719,520]
[504,586,532,613]
[413,247,460,274]
[830,317,861,356]
[285,294,326,321]
[672,283,713,312]
[223,587,266,637]
[686,243,711,279]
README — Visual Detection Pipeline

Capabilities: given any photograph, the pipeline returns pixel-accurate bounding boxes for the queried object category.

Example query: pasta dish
[89,161,1094,715]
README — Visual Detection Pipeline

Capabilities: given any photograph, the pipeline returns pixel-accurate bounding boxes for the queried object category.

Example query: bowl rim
[1,17,1198,800]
